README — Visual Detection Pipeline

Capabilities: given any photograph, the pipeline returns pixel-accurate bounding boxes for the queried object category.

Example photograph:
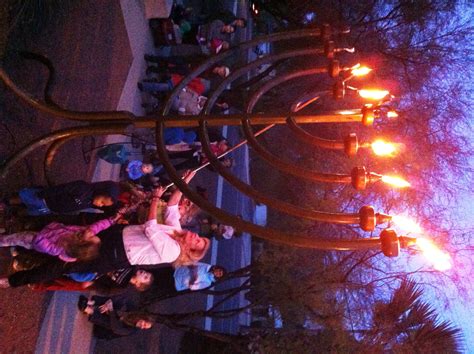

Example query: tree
[361,278,464,353]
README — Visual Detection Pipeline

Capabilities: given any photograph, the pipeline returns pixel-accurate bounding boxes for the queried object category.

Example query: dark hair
[92,181,120,202]
[234,18,247,28]
[132,271,155,292]
[121,312,156,328]
[210,265,227,278]
[221,157,234,168]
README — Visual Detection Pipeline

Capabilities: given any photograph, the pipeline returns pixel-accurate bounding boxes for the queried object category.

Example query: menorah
[0,27,449,266]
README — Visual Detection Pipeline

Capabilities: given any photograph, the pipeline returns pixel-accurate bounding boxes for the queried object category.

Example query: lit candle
[358,89,390,100]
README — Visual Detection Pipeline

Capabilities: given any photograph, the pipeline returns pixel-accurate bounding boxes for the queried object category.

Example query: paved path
[36,1,153,352]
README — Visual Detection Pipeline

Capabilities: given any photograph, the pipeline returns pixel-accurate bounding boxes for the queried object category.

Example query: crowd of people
[0,168,229,338]
[0,1,248,340]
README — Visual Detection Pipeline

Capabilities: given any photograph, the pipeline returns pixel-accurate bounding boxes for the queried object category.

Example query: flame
[351,66,372,77]
[391,215,423,233]
[336,109,359,115]
[358,89,390,100]
[381,175,411,188]
[387,111,398,118]
[416,238,452,271]
[371,140,397,156]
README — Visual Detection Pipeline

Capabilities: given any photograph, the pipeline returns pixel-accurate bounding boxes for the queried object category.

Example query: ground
[0,1,131,351]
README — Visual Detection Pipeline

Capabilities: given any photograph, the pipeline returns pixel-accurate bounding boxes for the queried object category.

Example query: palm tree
[362,279,464,353]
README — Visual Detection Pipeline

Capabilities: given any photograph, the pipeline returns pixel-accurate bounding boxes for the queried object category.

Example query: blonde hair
[63,232,100,261]
[171,230,211,267]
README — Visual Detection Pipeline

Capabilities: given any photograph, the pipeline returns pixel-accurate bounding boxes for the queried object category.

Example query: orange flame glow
[351,66,372,77]
[387,111,398,118]
[358,89,390,100]
[381,175,411,188]
[371,140,397,156]
[336,109,359,115]
[391,215,423,233]
[416,238,452,271]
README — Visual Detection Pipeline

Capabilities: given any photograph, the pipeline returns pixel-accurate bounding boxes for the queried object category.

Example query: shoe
[77,295,89,312]
[137,82,143,91]
[146,66,157,75]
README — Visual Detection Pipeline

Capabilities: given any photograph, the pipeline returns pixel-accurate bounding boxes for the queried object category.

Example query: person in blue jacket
[8,180,119,216]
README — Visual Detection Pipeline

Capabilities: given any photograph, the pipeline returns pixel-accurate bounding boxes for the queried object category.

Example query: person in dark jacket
[8,180,119,216]
[78,294,154,339]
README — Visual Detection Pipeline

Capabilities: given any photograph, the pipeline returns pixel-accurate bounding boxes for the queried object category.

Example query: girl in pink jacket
[0,218,113,262]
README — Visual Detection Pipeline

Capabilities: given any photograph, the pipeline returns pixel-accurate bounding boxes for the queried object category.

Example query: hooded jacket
[40,180,119,213]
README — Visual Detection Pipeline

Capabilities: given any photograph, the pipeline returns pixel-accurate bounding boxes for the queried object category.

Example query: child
[9,180,119,216]
[0,217,113,262]
[78,295,155,338]
[29,268,155,293]
[197,215,237,239]
[141,264,226,302]
[174,263,226,291]
[125,160,164,181]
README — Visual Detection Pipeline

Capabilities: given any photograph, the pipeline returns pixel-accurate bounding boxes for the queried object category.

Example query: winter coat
[33,218,113,261]
[40,180,119,213]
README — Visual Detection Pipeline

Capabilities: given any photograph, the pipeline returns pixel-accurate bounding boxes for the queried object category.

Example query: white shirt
[122,205,181,265]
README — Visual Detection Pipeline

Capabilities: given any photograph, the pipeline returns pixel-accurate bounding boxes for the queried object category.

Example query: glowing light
[381,175,410,188]
[351,66,372,77]
[358,89,390,101]
[387,111,398,118]
[416,238,452,271]
[336,110,359,115]
[371,140,397,156]
[391,215,423,233]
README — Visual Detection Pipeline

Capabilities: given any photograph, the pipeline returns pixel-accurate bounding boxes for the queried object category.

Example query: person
[1,170,211,288]
[78,295,155,338]
[125,160,162,181]
[146,62,230,80]
[29,268,155,293]
[163,127,197,146]
[7,180,119,216]
[140,263,226,301]
[174,263,226,291]
[155,138,233,177]
[181,19,234,48]
[0,217,114,262]
[198,8,247,28]
[196,215,237,240]
[138,72,211,95]
[196,19,235,44]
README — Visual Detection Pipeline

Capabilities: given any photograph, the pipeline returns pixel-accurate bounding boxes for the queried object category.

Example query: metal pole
[156,118,382,249]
